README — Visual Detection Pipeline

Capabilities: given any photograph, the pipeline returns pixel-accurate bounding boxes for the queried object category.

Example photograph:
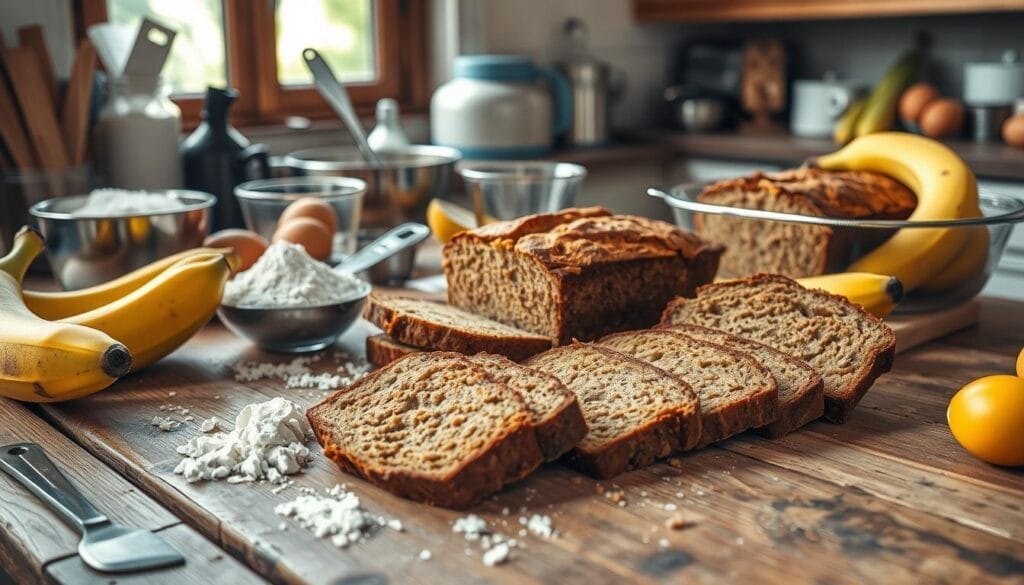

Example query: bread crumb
[665,514,687,530]
[668,457,685,469]
[605,490,626,503]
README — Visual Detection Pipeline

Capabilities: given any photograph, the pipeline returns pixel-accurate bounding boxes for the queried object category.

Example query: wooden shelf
[634,0,1024,23]
[632,130,1024,181]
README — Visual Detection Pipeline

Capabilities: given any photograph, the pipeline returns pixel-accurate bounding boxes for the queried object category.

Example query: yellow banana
[833,98,867,145]
[797,272,904,318]
[23,246,237,320]
[62,252,232,371]
[917,226,989,294]
[815,133,977,291]
[0,228,132,403]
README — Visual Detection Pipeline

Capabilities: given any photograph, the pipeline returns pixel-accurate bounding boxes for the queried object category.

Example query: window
[77,0,428,126]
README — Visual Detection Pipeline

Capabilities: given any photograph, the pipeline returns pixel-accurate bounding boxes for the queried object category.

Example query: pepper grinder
[181,87,271,230]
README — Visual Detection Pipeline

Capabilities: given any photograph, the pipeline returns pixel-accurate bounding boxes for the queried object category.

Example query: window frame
[75,0,429,127]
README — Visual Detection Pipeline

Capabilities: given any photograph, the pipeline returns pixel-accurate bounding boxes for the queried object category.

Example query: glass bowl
[652,184,1024,314]
[458,161,587,222]
[234,177,366,262]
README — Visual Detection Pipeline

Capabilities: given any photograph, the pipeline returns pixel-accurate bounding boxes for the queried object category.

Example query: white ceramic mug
[790,79,866,138]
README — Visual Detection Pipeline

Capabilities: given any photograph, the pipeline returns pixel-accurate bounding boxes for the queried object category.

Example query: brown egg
[278,197,339,235]
[1002,113,1024,148]
[898,83,940,125]
[204,229,269,272]
[918,98,965,138]
[272,217,333,261]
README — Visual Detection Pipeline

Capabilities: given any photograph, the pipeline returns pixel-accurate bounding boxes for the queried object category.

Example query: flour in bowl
[72,188,187,217]
[222,241,366,308]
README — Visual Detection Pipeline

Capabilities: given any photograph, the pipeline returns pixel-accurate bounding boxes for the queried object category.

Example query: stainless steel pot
[284,145,460,228]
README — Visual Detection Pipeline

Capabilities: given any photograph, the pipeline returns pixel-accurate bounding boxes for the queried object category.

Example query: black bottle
[181,87,270,231]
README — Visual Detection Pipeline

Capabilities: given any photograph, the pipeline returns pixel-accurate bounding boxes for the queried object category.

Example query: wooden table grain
[8,294,1017,585]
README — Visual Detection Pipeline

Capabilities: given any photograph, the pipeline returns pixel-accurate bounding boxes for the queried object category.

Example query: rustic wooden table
[2,292,1023,584]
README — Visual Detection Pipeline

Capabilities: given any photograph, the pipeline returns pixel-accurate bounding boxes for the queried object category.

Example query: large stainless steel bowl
[30,191,216,290]
[284,145,461,228]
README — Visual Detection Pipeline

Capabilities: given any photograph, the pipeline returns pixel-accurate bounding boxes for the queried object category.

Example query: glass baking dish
[651,184,1024,314]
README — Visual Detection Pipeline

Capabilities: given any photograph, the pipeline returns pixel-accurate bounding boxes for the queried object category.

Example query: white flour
[72,188,186,217]
[173,397,313,484]
[275,485,403,548]
[231,353,369,391]
[222,241,365,309]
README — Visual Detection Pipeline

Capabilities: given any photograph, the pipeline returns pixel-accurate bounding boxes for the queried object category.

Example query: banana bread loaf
[444,207,725,344]
[695,168,916,278]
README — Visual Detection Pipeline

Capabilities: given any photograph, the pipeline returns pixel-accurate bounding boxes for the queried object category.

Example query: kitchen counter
[633,129,1024,182]
[2,266,1023,583]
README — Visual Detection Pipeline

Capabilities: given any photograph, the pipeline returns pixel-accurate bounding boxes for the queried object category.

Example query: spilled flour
[275,485,404,548]
[222,241,365,308]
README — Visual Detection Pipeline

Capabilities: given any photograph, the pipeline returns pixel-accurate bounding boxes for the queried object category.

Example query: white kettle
[431,55,573,158]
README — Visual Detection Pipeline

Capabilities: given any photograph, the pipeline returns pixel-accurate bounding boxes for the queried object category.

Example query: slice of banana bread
[661,274,895,423]
[365,334,424,368]
[444,208,724,344]
[599,329,778,448]
[525,344,701,478]
[661,324,824,437]
[364,295,552,361]
[467,353,587,461]
[695,168,916,278]
[307,352,543,508]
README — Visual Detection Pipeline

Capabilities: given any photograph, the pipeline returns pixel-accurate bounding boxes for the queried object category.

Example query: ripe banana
[62,252,232,371]
[854,45,925,138]
[917,226,989,294]
[833,98,867,145]
[815,132,978,291]
[797,272,904,318]
[0,227,132,403]
[23,246,236,320]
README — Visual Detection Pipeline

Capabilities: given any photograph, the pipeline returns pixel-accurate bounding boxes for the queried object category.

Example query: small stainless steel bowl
[29,190,216,290]
[217,280,372,353]
[458,161,587,221]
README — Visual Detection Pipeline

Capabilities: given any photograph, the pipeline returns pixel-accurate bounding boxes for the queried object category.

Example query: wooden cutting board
[889,299,980,355]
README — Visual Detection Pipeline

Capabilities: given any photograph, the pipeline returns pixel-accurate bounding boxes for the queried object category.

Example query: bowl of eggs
[228,177,366,266]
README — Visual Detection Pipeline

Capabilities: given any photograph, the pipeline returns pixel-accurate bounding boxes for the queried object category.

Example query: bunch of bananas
[0,228,235,402]
[834,42,925,144]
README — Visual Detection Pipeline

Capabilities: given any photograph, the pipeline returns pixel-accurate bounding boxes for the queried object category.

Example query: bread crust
[365,334,424,368]
[526,344,702,478]
[661,324,825,438]
[599,329,779,448]
[365,295,552,361]
[660,273,895,424]
[307,352,544,509]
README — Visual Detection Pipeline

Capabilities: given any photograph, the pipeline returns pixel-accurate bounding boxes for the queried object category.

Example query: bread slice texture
[661,273,895,423]
[599,329,778,448]
[661,324,824,437]
[364,295,552,361]
[445,207,724,344]
[466,353,587,461]
[365,334,425,368]
[307,352,543,509]
[525,344,701,478]
[696,168,916,278]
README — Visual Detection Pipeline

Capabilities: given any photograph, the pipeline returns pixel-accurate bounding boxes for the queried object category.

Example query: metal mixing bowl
[458,161,587,221]
[217,280,372,354]
[29,191,216,290]
[284,145,460,228]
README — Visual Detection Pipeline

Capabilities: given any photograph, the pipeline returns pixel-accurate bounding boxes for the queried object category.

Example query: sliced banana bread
[661,274,895,423]
[444,207,724,344]
[365,334,424,368]
[467,353,587,461]
[696,168,916,278]
[525,344,701,478]
[364,295,552,361]
[599,329,778,448]
[307,352,543,509]
[661,324,824,438]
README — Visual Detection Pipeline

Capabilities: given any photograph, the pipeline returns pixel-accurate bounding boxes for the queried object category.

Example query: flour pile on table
[223,241,365,308]
[72,188,187,216]
[275,484,404,548]
[232,352,369,391]
[173,397,313,484]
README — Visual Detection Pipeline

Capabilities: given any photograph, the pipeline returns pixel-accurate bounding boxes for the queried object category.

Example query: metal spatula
[0,443,184,573]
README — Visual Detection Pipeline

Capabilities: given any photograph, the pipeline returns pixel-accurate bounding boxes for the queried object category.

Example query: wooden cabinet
[634,0,1024,22]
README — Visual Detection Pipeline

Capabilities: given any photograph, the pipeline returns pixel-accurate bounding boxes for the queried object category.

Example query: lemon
[427,199,485,244]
